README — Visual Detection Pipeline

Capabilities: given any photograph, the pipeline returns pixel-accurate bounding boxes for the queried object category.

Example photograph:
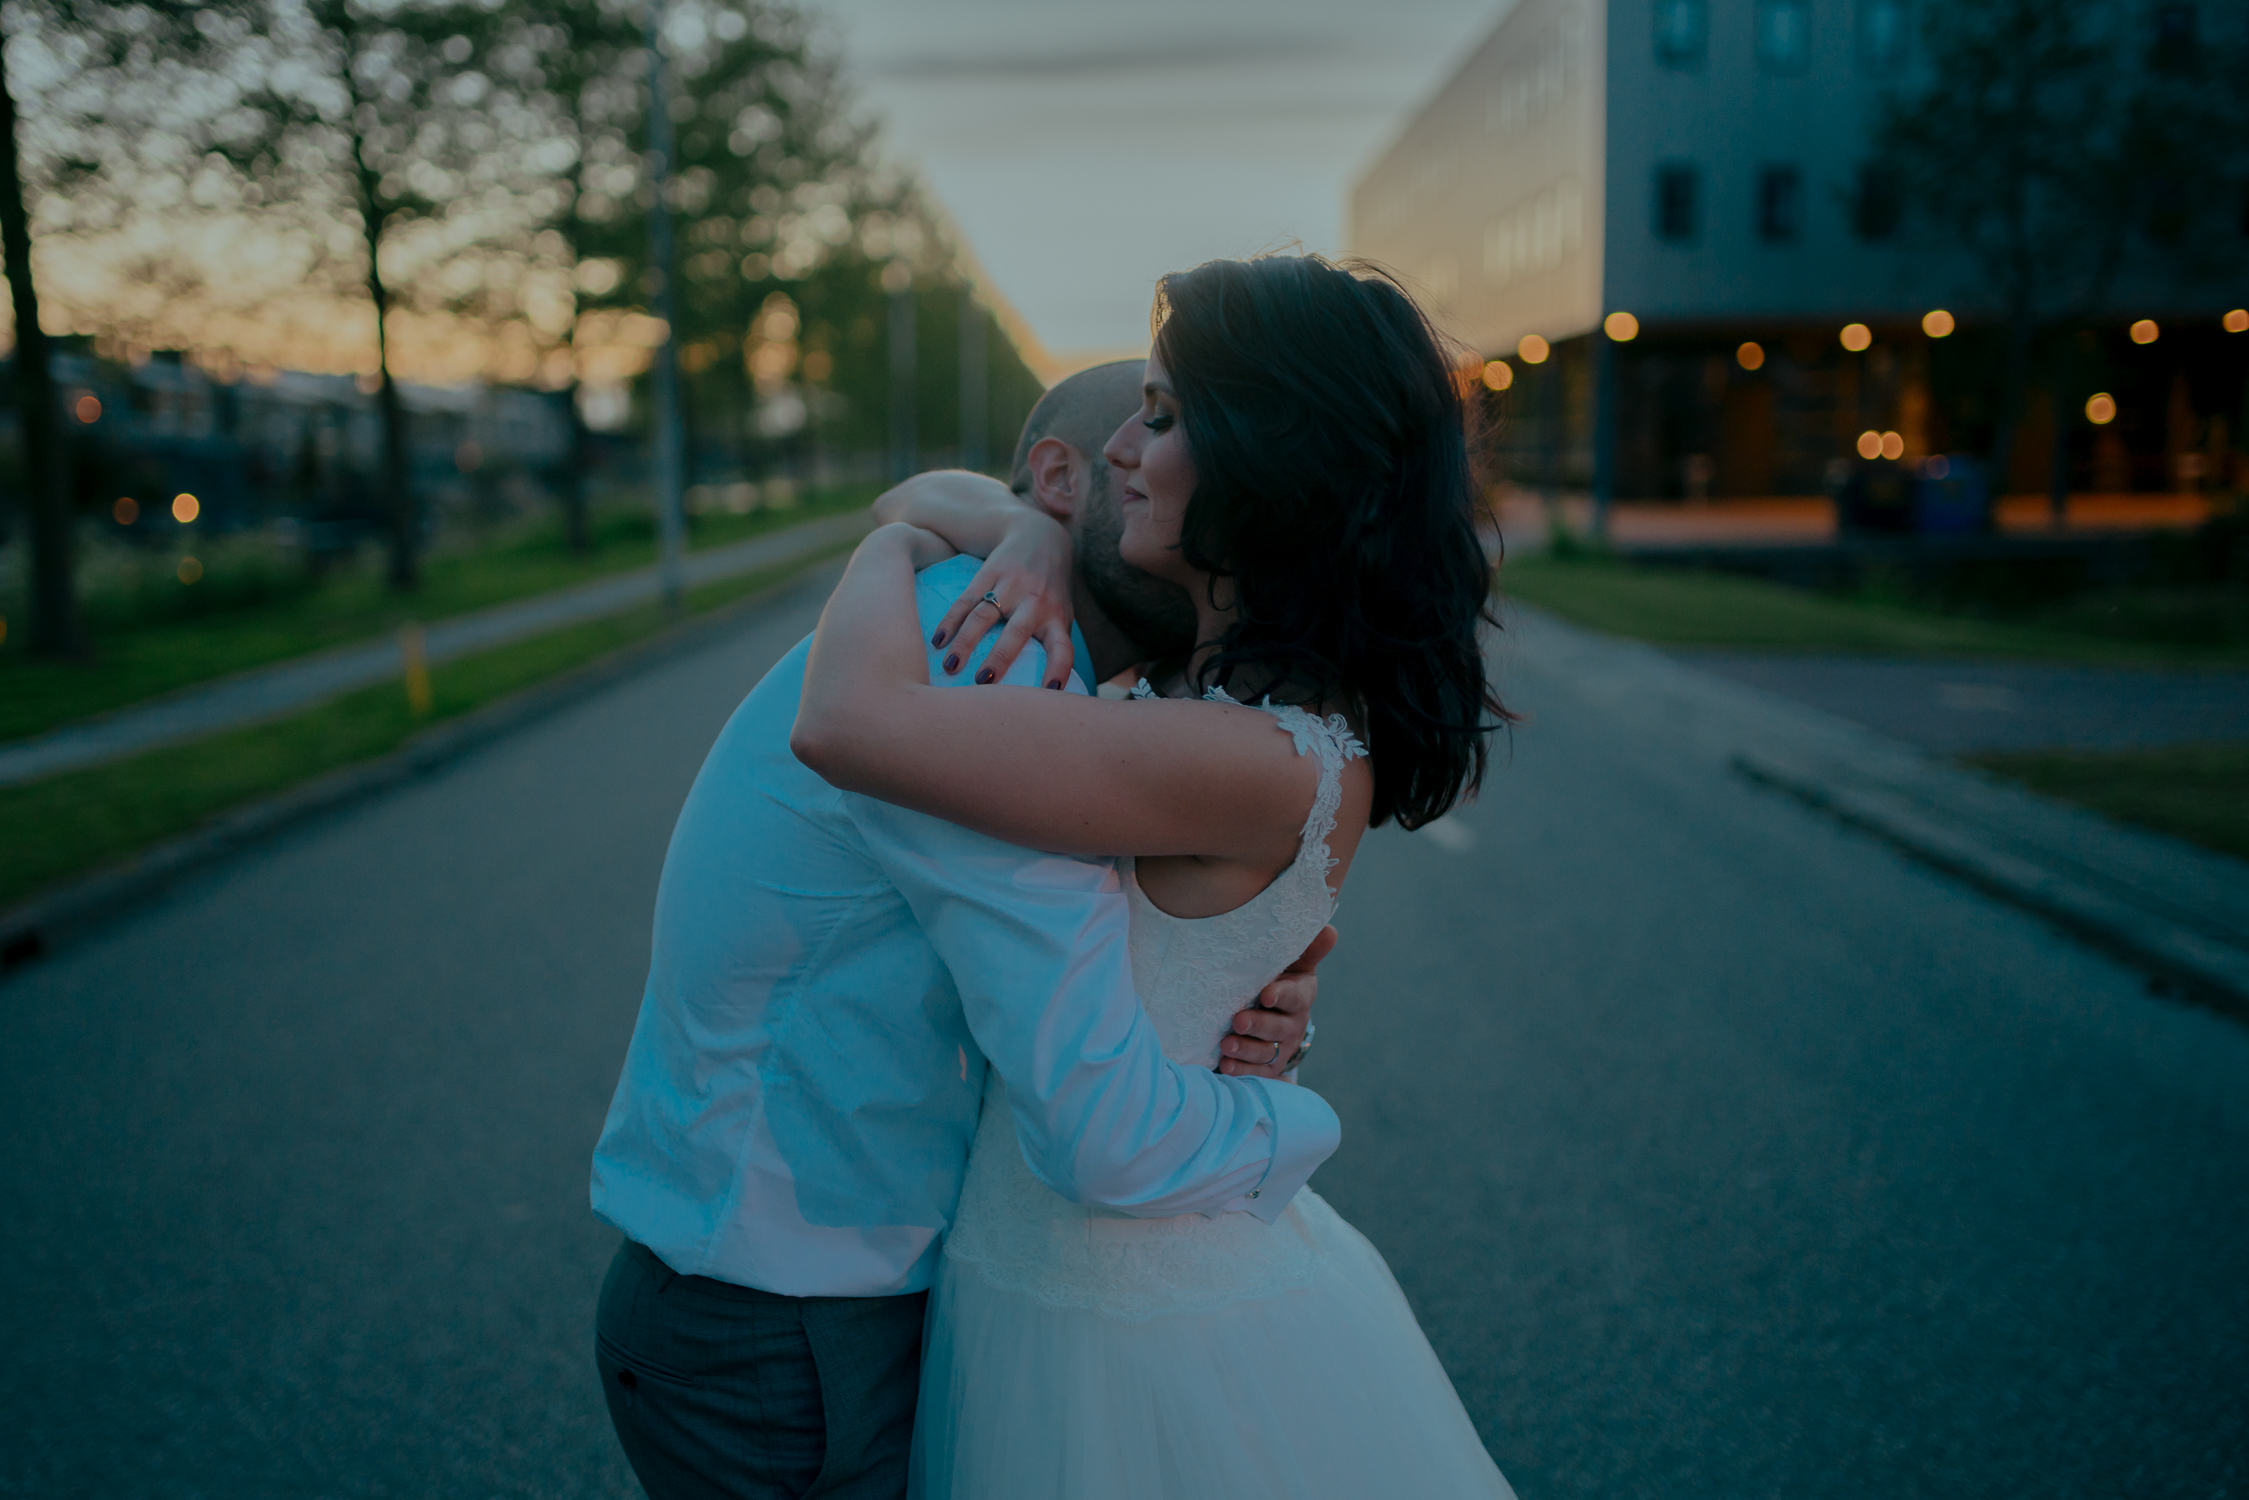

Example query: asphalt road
[5,566,2245,1498]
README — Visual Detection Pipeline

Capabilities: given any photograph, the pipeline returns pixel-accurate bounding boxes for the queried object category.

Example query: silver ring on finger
[1268,1040,1282,1065]
[973,590,1004,618]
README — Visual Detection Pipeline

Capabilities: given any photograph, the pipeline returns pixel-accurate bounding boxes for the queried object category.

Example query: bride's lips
[1120,484,1149,506]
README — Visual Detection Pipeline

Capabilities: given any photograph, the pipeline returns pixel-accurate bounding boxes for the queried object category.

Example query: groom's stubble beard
[1077,458,1197,662]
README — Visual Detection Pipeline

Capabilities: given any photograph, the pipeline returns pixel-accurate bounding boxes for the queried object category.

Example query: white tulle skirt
[910,1190,1516,1500]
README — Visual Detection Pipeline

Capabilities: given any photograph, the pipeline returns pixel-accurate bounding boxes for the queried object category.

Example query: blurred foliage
[1869,0,2249,481]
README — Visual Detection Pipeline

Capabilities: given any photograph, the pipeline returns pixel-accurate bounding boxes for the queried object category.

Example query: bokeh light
[113,496,139,525]
[1922,309,1955,338]
[1517,333,1550,364]
[1923,455,1952,479]
[177,556,204,585]
[1879,431,1904,460]
[74,394,101,423]
[2085,393,2117,425]
[1856,430,1883,459]
[1737,341,1765,370]
[172,493,200,523]
[2129,319,2159,345]
[1481,359,1513,391]
[2224,309,2248,334]
[1603,311,1639,342]
[1840,323,1873,352]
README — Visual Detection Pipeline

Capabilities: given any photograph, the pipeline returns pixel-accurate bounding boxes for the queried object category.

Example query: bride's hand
[928,509,1077,688]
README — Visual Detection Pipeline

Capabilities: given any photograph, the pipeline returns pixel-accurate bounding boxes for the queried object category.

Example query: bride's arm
[794,525,1314,863]
[872,471,1077,687]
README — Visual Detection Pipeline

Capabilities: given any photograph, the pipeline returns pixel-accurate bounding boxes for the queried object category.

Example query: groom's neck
[1071,575,1144,686]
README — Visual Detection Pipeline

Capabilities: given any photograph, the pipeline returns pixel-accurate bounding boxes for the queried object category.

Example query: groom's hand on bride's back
[1218,924,1336,1080]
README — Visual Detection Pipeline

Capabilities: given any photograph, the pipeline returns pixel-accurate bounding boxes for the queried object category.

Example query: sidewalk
[1507,604,2249,1007]
[1496,489,2220,552]
[0,509,873,788]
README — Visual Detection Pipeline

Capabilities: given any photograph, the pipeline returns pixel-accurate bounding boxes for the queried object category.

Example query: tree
[1,0,251,656]
[1870,0,2248,514]
[226,0,520,591]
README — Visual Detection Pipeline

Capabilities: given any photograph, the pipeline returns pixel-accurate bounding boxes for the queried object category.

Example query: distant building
[1349,0,2248,506]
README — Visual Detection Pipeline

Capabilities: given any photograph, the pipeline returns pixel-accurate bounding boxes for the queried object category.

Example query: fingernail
[1047,679,1063,691]
[931,629,947,647]
[943,654,960,674]
[975,668,995,685]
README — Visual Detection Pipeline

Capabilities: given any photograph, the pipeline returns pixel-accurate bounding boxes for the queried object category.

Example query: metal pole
[645,0,687,614]
[886,262,916,483]
[958,290,987,473]
[1590,334,1617,545]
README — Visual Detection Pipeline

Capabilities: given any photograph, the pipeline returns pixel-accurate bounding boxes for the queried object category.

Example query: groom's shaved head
[1008,360,1145,496]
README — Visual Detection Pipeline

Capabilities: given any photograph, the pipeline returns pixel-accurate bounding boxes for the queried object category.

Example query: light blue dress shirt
[590,555,1342,1297]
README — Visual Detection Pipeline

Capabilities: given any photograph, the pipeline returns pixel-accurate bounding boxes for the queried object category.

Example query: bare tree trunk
[353,148,415,591]
[0,62,81,656]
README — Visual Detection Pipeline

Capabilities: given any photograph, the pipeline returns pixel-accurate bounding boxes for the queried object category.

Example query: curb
[1502,605,2249,1020]
[0,552,848,977]
[1733,752,2249,1019]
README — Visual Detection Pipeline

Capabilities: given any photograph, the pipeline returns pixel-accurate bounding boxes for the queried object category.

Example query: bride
[793,254,1514,1498]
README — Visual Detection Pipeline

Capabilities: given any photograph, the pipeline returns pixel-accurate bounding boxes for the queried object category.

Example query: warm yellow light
[2224,308,2248,334]
[2129,319,2159,345]
[74,394,101,423]
[113,496,139,525]
[1840,323,1873,352]
[1737,341,1765,371]
[171,493,200,523]
[176,556,203,585]
[1603,311,1639,342]
[1481,359,1514,391]
[1517,334,1550,364]
[1856,430,1883,460]
[2085,393,2117,425]
[1879,431,1905,460]
[1922,309,1955,338]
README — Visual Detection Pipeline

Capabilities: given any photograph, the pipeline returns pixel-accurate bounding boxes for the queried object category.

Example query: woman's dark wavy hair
[1151,253,1508,830]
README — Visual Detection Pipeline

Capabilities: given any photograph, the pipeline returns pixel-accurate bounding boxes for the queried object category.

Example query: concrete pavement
[3,569,2243,1497]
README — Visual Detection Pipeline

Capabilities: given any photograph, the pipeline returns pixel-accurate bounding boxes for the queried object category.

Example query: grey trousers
[596,1240,926,1500]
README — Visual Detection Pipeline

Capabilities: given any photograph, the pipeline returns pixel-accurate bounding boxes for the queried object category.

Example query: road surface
[4,565,2243,1498]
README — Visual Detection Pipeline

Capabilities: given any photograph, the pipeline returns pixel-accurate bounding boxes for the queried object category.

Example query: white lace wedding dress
[912,694,1516,1499]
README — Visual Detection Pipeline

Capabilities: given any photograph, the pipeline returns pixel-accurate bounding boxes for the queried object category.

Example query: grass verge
[1964,743,2249,863]
[0,547,846,911]
[1500,554,2249,667]
[1,486,873,744]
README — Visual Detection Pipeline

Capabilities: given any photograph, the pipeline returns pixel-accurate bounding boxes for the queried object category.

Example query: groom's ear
[1025,437,1083,523]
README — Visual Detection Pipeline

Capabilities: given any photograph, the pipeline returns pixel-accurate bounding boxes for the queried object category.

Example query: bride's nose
[1102,418,1139,471]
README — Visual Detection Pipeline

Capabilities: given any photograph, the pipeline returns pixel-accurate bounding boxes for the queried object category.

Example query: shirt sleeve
[837,558,1340,1223]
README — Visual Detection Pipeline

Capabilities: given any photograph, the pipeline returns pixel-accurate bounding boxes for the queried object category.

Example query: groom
[589,363,1342,1500]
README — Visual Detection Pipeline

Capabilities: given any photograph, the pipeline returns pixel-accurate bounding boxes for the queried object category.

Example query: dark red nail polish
[943,654,960,673]
[931,629,947,647]
[975,668,995,685]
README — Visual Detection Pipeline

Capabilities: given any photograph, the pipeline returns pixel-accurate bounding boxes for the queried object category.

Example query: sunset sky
[815,0,1507,370]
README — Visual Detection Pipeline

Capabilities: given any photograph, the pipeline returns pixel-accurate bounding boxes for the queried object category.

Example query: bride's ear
[1025,437,1081,523]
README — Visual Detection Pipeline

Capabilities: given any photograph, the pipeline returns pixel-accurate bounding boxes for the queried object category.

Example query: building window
[1758,165,1804,242]
[2152,4,2196,70]
[1852,164,1902,239]
[1655,163,1700,242]
[1756,0,1810,72]
[1654,0,1707,66]
[1857,0,1909,71]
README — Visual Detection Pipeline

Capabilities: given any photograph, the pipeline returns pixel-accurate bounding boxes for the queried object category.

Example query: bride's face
[1103,353,1199,589]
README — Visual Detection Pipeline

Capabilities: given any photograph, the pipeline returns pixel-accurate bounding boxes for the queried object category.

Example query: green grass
[1966,743,2249,862]
[0,486,874,744]
[0,547,848,910]
[1500,553,2249,667]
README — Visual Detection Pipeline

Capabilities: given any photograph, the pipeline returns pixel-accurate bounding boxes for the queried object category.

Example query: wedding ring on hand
[1268,1040,1283,1065]
[1283,1022,1315,1072]
[973,590,1004,617]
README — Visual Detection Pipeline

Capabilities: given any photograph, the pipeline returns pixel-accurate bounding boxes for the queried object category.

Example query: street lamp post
[645,0,687,614]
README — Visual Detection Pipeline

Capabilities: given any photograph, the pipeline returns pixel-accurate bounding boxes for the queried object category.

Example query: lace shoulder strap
[1201,685,1367,862]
